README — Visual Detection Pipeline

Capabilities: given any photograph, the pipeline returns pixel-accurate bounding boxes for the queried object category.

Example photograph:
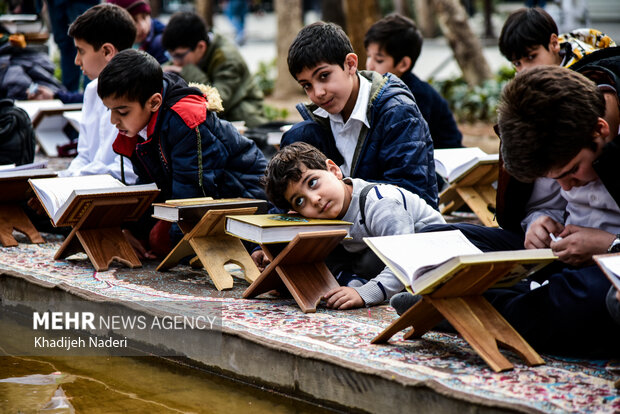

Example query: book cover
[434,147,499,183]
[152,197,270,222]
[225,214,352,244]
[364,230,556,295]
[29,174,159,226]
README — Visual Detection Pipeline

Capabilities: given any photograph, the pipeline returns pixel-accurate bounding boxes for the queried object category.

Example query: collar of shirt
[313,74,371,128]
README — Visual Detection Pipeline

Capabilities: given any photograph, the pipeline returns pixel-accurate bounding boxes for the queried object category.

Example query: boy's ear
[325,159,343,179]
[594,116,611,145]
[101,43,118,62]
[195,40,207,55]
[146,93,162,113]
[344,53,358,75]
[394,56,412,77]
[548,33,560,54]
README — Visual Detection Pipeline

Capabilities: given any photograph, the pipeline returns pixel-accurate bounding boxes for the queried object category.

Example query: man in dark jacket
[283,22,438,210]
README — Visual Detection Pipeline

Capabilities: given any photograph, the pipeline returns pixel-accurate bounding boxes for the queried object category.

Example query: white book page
[364,230,482,285]
[597,255,620,291]
[434,148,498,182]
[30,174,124,218]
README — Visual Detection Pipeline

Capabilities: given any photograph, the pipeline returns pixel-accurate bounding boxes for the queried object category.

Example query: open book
[152,197,269,222]
[594,254,620,292]
[29,174,158,226]
[225,214,352,244]
[364,230,556,295]
[434,147,499,183]
[0,166,57,203]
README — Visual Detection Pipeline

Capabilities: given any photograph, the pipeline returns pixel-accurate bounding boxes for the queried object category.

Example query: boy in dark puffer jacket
[282,21,438,209]
[98,49,267,256]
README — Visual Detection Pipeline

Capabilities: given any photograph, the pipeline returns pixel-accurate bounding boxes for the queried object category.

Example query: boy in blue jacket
[97,49,267,255]
[365,14,462,150]
[282,22,438,209]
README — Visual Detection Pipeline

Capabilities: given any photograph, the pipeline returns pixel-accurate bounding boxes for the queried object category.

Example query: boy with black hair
[97,49,267,256]
[282,21,438,210]
[364,14,462,149]
[61,3,138,183]
[396,66,620,356]
[107,0,167,64]
[161,11,266,128]
[253,142,444,309]
[499,7,614,72]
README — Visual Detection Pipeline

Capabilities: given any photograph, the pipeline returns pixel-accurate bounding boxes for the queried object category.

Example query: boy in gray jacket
[256,142,445,309]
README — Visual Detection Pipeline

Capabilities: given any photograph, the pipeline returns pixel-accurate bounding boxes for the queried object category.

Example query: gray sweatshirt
[340,178,445,305]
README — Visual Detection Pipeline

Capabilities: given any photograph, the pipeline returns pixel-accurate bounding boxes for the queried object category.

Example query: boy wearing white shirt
[60,4,137,184]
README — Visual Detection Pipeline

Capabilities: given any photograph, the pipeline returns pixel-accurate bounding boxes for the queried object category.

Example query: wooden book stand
[0,169,57,247]
[157,207,260,291]
[56,197,146,271]
[439,163,499,227]
[243,229,348,313]
[0,204,45,247]
[372,261,545,372]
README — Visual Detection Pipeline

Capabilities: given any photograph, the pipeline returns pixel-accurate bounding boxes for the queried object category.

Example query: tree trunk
[322,0,346,30]
[483,0,494,39]
[393,0,412,18]
[413,0,438,38]
[433,0,491,85]
[343,0,380,70]
[195,0,215,28]
[274,0,304,99]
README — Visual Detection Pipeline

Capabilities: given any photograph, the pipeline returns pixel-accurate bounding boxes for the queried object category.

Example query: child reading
[282,21,438,209]
[97,49,267,256]
[254,142,445,309]
[364,14,462,150]
[107,0,167,64]
[499,7,615,72]
[161,12,266,128]
[60,4,138,183]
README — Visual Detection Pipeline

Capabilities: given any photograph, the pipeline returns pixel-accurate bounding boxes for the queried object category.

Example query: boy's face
[74,38,114,81]
[295,53,359,119]
[512,34,561,72]
[167,40,207,67]
[544,118,610,191]
[134,13,152,44]
[284,160,350,219]
[102,93,162,137]
[365,42,407,77]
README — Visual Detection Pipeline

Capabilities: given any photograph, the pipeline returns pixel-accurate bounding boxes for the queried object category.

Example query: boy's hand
[323,286,364,309]
[251,249,271,272]
[525,216,564,249]
[28,85,54,100]
[122,229,157,260]
[551,225,616,266]
[162,65,182,73]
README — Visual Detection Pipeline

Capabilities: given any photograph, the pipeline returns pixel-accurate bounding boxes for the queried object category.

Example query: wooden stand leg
[431,296,544,372]
[371,297,444,344]
[243,230,347,313]
[0,204,45,247]
[455,187,497,227]
[157,207,259,291]
[54,198,143,271]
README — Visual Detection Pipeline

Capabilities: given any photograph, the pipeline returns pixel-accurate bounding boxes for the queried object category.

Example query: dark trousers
[421,223,620,358]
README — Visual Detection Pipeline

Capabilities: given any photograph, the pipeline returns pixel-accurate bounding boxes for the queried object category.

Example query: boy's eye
[117,111,128,116]
[294,197,304,207]
[308,178,317,188]
[319,72,329,80]
[527,54,536,61]
[301,83,311,91]
[512,61,521,68]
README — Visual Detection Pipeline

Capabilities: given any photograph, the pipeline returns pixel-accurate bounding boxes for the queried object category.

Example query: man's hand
[251,249,270,272]
[524,216,565,249]
[323,286,364,309]
[550,225,616,266]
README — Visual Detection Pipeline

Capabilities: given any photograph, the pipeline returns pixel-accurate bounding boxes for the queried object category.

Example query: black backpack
[0,99,35,165]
